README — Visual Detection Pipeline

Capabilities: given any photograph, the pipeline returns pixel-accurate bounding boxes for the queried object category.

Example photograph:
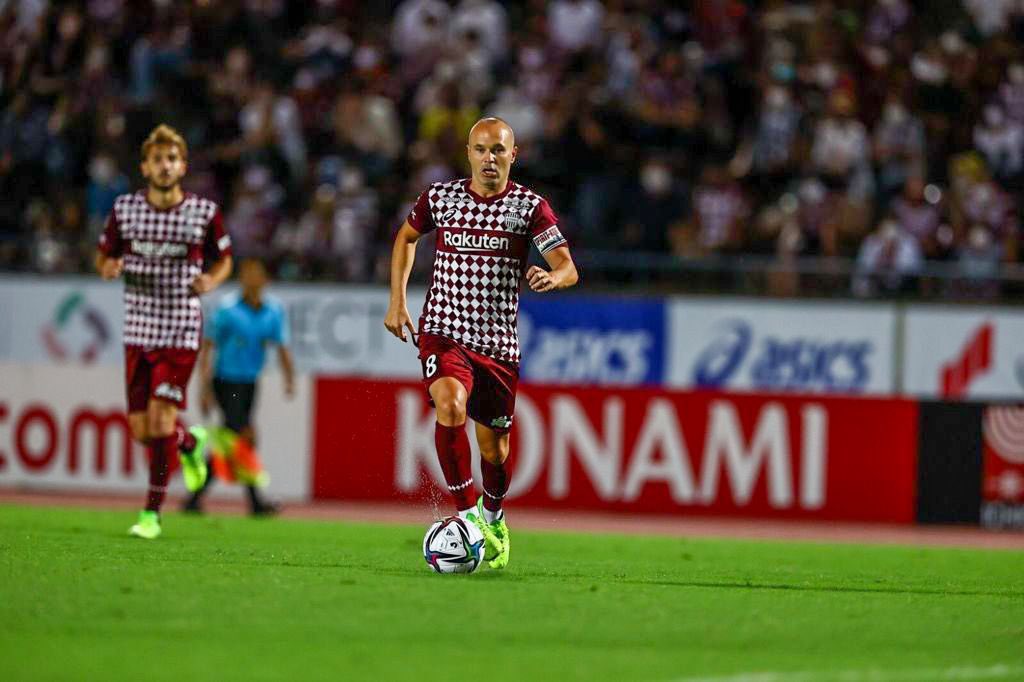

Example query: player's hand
[99,258,123,280]
[200,387,214,418]
[384,304,417,343]
[527,265,557,293]
[191,273,216,294]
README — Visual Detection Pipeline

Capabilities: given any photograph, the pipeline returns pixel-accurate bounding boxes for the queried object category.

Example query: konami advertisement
[313,379,919,522]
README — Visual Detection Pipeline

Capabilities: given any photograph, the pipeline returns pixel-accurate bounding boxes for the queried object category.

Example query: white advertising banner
[902,307,1024,400]
[0,276,426,377]
[0,276,124,367]
[0,362,312,500]
[666,299,896,395]
[228,283,426,377]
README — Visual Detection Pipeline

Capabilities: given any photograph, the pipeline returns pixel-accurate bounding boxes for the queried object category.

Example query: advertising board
[518,294,666,386]
[903,307,1024,400]
[0,362,311,500]
[666,299,896,395]
[313,379,919,522]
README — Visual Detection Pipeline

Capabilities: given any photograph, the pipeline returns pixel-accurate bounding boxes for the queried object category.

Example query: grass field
[1,504,1023,682]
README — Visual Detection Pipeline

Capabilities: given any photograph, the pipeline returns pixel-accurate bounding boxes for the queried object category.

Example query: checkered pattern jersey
[98,191,232,350]
[407,178,567,365]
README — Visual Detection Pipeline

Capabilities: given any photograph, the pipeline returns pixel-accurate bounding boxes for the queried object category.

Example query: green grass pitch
[1,504,1022,681]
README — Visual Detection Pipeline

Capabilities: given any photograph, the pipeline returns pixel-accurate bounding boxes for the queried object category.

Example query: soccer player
[184,258,295,516]
[384,117,579,569]
[95,124,233,539]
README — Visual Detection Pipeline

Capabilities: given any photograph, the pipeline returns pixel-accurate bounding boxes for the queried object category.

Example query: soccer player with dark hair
[384,117,579,569]
[184,257,294,516]
[96,124,233,539]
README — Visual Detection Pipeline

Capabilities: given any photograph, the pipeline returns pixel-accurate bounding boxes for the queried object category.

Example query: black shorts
[213,378,257,432]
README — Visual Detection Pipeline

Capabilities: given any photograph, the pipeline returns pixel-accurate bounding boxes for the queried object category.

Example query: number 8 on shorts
[424,354,438,378]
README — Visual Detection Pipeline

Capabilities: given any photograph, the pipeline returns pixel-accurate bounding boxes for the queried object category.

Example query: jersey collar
[464,178,514,204]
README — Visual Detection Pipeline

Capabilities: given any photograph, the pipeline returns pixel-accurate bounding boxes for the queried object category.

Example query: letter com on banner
[312,379,918,522]
[518,294,666,386]
[903,307,1024,400]
[0,362,312,500]
[666,299,896,395]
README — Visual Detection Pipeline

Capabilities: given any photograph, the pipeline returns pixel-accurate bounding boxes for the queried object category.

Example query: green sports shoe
[179,425,209,493]
[470,498,500,561]
[488,515,510,570]
[129,510,161,539]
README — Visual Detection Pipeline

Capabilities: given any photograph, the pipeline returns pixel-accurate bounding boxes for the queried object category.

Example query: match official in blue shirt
[184,258,295,515]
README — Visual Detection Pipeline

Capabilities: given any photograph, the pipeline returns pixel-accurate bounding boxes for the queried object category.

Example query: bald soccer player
[384,118,578,569]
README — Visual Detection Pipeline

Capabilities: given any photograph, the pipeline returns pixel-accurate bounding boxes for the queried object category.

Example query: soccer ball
[423,516,485,574]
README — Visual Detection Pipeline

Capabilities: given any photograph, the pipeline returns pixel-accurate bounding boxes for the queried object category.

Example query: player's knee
[435,396,467,425]
[480,439,510,465]
[129,422,148,443]
[147,406,176,438]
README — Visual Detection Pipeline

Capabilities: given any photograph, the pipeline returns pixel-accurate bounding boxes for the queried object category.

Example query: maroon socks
[434,423,476,511]
[175,419,196,452]
[145,435,176,512]
[481,456,508,521]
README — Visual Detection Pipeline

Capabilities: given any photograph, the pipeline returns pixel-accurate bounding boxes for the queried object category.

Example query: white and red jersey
[99,191,232,351]
[407,178,567,365]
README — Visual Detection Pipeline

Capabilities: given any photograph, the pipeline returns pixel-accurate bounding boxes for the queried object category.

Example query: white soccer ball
[423,516,485,574]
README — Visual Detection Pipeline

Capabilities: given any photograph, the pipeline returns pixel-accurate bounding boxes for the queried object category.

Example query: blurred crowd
[2,0,1023,298]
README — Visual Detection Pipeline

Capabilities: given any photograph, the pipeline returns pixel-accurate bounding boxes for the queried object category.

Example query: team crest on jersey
[502,201,531,231]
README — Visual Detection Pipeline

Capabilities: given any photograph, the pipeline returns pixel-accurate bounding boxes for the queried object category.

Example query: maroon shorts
[124,345,198,413]
[418,333,519,433]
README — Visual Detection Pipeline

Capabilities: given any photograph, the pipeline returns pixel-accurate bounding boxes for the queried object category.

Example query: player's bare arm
[192,255,233,294]
[199,337,216,417]
[95,251,123,280]
[278,345,296,398]
[384,220,422,343]
[527,246,578,293]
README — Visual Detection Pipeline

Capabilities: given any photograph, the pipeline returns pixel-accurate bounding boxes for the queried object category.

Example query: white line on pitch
[668,663,1024,682]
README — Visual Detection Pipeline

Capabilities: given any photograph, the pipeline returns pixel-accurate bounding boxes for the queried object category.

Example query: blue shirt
[207,293,288,382]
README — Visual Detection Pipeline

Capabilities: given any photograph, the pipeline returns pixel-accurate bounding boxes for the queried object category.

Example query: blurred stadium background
[2,0,1024,296]
[1,2,1024,680]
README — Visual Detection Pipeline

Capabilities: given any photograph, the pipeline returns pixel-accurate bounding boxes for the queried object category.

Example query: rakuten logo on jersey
[442,230,510,254]
[130,240,188,258]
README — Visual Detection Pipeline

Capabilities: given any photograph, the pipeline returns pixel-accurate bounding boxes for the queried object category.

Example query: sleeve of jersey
[203,209,232,263]
[405,190,436,234]
[97,212,124,257]
[529,199,567,255]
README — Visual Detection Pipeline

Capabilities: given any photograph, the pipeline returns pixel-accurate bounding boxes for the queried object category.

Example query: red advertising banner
[314,379,919,522]
[981,406,1024,528]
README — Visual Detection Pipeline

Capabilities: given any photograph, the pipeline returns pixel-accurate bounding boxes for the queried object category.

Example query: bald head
[467,117,517,195]
[469,117,516,148]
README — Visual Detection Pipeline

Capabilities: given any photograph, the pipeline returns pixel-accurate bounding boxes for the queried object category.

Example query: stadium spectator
[853,219,923,297]
[547,0,605,55]
[890,175,946,259]
[680,164,749,256]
